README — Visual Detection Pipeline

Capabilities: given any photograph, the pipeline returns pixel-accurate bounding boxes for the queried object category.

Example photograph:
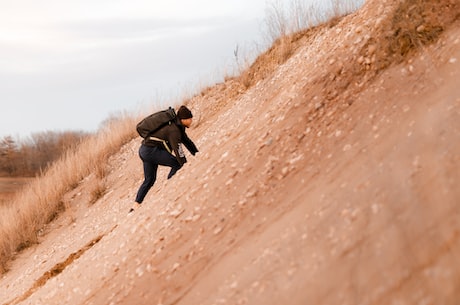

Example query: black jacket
[143,119,198,166]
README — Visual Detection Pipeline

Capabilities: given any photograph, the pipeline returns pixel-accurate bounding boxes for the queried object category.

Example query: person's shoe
[128,202,141,214]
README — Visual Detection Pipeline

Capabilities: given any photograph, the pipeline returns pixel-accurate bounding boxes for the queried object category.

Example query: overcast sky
[1,0,364,139]
[0,0,271,139]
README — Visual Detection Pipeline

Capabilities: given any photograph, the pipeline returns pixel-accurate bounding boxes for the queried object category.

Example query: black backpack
[136,107,176,138]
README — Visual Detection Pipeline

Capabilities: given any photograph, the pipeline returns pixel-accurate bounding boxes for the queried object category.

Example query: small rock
[146,264,156,273]
[281,167,289,177]
[136,266,144,277]
[350,209,359,220]
[218,151,229,163]
[371,204,380,214]
[264,138,273,146]
[169,209,184,218]
[172,262,180,272]
[246,189,257,198]
[416,25,425,32]
[288,153,303,164]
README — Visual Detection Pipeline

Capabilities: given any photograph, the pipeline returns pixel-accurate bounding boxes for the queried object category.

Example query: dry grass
[263,0,364,43]
[89,180,107,206]
[387,0,455,59]
[0,113,137,273]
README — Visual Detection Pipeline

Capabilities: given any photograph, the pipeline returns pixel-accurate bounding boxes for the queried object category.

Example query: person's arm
[182,131,198,155]
[167,129,187,166]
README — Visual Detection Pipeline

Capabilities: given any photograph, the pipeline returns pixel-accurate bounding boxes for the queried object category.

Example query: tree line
[0,131,89,177]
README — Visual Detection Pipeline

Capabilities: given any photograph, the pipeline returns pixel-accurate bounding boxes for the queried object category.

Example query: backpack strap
[148,136,172,154]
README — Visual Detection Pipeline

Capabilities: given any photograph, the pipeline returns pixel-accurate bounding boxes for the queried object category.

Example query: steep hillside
[1,0,459,304]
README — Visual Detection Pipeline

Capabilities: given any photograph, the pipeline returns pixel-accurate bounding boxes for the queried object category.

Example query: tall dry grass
[263,0,364,44]
[0,112,137,273]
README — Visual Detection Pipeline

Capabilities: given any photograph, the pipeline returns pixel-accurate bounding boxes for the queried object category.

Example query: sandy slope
[1,1,459,304]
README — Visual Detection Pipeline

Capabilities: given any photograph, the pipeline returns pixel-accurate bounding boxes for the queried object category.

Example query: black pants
[135,144,181,203]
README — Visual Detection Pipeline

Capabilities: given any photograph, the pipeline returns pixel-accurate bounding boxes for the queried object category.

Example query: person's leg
[131,145,181,213]
[134,145,160,204]
[135,160,158,203]
[152,148,182,179]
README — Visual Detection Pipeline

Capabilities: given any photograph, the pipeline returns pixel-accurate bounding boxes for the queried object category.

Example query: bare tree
[0,131,88,177]
[0,136,18,175]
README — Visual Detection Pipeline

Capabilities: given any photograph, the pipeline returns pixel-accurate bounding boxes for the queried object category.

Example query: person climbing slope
[130,105,198,213]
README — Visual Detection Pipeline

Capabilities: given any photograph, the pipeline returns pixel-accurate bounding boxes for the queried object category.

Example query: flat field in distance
[0,177,32,206]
